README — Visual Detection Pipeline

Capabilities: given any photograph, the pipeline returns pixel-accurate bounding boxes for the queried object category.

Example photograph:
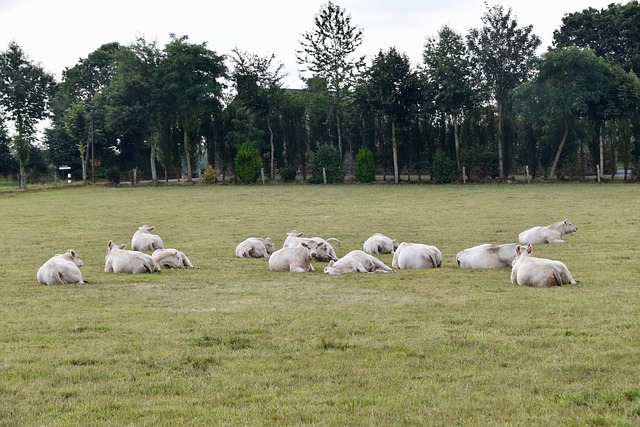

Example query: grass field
[1,182,639,426]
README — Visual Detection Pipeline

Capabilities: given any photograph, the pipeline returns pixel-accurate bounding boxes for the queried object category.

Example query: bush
[280,166,297,183]
[431,152,457,184]
[309,144,344,184]
[106,168,120,184]
[461,144,498,181]
[234,140,262,183]
[202,165,218,184]
[354,148,375,182]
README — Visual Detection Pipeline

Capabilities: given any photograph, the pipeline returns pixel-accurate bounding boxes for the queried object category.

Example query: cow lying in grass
[269,240,332,272]
[105,240,160,274]
[235,237,276,258]
[510,244,577,287]
[283,230,339,261]
[518,219,577,244]
[456,243,519,270]
[363,233,399,255]
[37,249,86,285]
[392,242,442,270]
[131,224,164,251]
[324,250,395,275]
[152,248,194,269]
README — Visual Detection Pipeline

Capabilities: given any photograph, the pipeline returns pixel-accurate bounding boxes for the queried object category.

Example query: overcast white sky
[1,0,618,89]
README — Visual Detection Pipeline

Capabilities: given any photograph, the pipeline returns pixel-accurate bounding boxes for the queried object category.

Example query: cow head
[563,219,578,233]
[514,244,533,260]
[138,224,155,233]
[323,260,339,275]
[66,249,83,267]
[263,238,276,255]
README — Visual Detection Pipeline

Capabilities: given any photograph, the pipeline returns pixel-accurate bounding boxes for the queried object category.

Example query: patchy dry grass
[1,183,639,426]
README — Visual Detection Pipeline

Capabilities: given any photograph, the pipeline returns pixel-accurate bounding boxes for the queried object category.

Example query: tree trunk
[550,114,570,179]
[268,118,275,179]
[497,101,505,180]
[453,113,462,175]
[336,113,343,160]
[150,145,158,182]
[392,118,399,184]
[183,125,192,182]
[19,160,26,189]
[599,123,604,181]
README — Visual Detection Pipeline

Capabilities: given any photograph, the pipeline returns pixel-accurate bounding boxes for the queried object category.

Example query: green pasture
[1,183,639,426]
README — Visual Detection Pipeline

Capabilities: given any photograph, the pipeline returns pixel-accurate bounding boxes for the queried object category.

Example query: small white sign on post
[58,166,71,183]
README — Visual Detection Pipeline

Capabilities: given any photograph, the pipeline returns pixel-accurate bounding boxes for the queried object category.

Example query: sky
[0,0,620,89]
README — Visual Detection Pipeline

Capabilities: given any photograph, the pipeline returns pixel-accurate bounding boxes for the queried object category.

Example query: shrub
[431,152,457,184]
[202,165,218,184]
[461,144,499,181]
[106,168,120,184]
[280,166,297,183]
[309,144,344,184]
[354,148,375,182]
[234,140,262,183]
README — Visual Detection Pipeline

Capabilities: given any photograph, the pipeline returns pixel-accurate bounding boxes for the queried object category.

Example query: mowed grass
[1,183,639,426]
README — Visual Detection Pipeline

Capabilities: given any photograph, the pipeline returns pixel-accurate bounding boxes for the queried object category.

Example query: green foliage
[234,140,262,183]
[308,144,344,184]
[105,167,120,184]
[430,152,457,183]
[279,165,297,182]
[461,144,498,181]
[202,164,218,184]
[354,148,375,182]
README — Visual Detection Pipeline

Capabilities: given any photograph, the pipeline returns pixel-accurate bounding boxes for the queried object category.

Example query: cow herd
[36,220,579,288]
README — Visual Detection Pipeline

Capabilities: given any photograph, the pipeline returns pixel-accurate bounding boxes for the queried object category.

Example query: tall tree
[423,25,479,176]
[52,42,123,181]
[553,1,640,74]
[514,47,640,179]
[103,38,164,182]
[359,47,421,183]
[161,34,226,182]
[297,1,365,160]
[229,48,285,179]
[0,42,55,189]
[467,4,541,180]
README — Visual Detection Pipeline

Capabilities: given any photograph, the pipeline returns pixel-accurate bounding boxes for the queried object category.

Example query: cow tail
[54,271,67,285]
[552,271,563,286]
[428,253,438,269]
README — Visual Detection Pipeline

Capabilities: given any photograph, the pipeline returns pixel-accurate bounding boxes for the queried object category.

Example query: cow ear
[119,244,127,250]
[301,242,308,248]
[329,260,334,266]
[527,244,532,253]
[149,226,156,231]
[516,246,521,254]
[108,240,113,248]
[69,249,76,257]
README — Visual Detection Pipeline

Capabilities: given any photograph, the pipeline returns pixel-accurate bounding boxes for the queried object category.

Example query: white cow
[152,248,194,269]
[282,230,339,261]
[518,219,578,244]
[324,250,395,275]
[456,243,519,270]
[36,249,86,285]
[269,240,332,272]
[363,233,399,255]
[105,240,160,274]
[510,244,577,287]
[392,242,442,270]
[131,224,164,251]
[235,237,276,258]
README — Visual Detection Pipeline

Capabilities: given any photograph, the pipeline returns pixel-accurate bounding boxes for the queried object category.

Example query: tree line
[1,1,640,188]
